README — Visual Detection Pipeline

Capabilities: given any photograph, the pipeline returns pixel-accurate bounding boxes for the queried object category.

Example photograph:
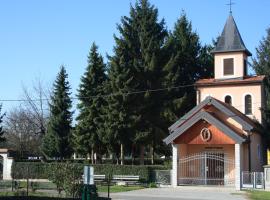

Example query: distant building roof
[212,14,252,56]
[195,75,265,87]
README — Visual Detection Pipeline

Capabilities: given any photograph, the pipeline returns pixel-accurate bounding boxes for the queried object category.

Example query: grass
[247,190,270,200]
[97,185,145,193]
[0,191,49,197]
[0,185,145,197]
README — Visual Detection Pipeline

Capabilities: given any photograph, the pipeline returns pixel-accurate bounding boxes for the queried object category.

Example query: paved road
[106,187,247,200]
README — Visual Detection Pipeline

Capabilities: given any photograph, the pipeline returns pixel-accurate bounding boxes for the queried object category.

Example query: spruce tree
[74,43,107,163]
[163,13,213,123]
[42,66,73,159]
[253,28,270,137]
[253,28,270,76]
[108,0,167,164]
[104,42,135,165]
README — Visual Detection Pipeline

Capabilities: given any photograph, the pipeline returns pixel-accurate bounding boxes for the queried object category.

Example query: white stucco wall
[198,84,263,123]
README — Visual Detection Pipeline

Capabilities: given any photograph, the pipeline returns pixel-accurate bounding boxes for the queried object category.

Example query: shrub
[47,163,83,197]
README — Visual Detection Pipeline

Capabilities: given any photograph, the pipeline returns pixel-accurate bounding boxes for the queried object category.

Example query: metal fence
[242,171,264,189]
[152,170,171,185]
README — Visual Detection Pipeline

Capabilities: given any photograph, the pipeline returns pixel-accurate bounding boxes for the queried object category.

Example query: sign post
[82,166,97,200]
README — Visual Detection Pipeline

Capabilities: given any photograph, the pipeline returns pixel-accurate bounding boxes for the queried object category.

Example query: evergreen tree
[163,13,213,123]
[253,28,270,76]
[253,28,270,138]
[42,66,73,159]
[0,104,5,143]
[104,40,135,165]
[74,43,107,163]
[108,0,168,164]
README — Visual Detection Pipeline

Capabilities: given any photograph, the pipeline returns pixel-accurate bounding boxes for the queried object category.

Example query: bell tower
[195,14,265,123]
[211,14,252,80]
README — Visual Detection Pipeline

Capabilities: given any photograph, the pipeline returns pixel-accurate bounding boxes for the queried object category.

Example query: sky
[0,0,270,113]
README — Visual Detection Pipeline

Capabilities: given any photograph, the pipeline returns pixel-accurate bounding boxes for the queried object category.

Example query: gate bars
[177,152,235,185]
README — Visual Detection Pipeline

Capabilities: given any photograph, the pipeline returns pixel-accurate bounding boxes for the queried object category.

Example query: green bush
[47,163,83,197]
[12,161,168,183]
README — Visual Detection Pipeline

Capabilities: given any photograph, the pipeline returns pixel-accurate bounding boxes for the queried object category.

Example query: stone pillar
[2,154,13,180]
[171,144,179,187]
[235,143,243,190]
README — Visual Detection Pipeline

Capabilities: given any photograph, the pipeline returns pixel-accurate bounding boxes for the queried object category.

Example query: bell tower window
[223,58,234,76]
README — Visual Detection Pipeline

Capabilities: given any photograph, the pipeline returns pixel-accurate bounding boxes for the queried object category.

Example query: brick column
[235,143,243,190]
[172,144,179,187]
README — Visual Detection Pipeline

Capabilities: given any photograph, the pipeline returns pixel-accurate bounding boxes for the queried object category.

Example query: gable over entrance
[164,96,258,145]
[174,120,237,145]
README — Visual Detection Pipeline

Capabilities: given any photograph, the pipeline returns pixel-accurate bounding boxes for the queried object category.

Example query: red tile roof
[195,75,265,87]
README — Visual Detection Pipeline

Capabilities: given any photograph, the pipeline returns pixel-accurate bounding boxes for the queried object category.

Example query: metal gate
[242,171,264,189]
[178,152,235,185]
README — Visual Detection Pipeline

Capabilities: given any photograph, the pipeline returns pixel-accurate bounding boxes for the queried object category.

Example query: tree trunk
[120,143,124,165]
[150,145,154,165]
[91,149,94,164]
[140,145,145,165]
[131,145,135,165]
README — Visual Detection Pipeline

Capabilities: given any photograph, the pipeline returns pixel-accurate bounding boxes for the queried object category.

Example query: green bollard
[82,185,86,200]
[82,184,98,200]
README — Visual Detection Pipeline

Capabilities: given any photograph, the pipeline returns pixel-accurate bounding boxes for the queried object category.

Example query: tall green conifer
[253,28,270,138]
[108,0,167,164]
[74,43,107,163]
[42,66,73,159]
[163,13,213,123]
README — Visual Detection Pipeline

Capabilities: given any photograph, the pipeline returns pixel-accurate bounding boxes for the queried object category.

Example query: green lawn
[0,185,145,197]
[248,190,270,200]
[97,185,145,193]
[0,191,49,197]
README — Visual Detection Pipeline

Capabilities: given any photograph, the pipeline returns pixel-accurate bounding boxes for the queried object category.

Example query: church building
[163,14,266,190]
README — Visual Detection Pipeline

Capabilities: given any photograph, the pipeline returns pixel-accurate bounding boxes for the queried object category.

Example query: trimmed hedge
[12,162,169,182]
[12,162,48,179]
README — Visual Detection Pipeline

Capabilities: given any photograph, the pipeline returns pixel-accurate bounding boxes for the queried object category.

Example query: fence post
[26,165,29,196]
[253,172,256,189]
[241,171,243,189]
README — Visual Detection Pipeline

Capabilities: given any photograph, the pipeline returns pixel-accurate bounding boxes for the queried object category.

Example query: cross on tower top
[226,0,235,13]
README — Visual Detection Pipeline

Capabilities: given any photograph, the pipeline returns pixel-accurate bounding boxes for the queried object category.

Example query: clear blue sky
[1,0,270,112]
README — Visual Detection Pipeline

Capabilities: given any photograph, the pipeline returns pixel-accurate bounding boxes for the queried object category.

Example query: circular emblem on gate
[200,128,211,142]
